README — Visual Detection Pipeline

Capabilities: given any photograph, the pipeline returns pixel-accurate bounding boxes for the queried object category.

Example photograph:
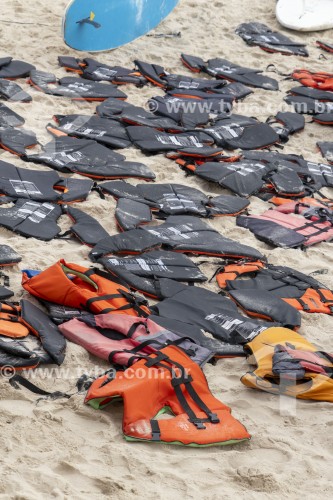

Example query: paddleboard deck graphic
[64,0,180,52]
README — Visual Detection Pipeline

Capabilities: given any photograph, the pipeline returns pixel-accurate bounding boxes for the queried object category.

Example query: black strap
[109,335,200,365]
[127,321,148,338]
[317,288,333,305]
[84,269,95,278]
[0,302,20,316]
[266,64,290,77]
[294,203,307,215]
[297,297,310,312]
[209,266,225,283]
[304,226,332,237]
[92,183,106,200]
[171,375,219,429]
[100,369,116,387]
[55,230,73,240]
[171,374,219,426]
[108,348,160,366]
[118,290,149,318]
[98,307,120,314]
[319,352,333,365]
[120,302,138,310]
[145,352,169,367]
[168,336,199,348]
[108,339,161,364]
[8,316,19,323]
[150,419,161,441]
[86,294,124,308]
[9,374,71,400]
[171,376,206,429]
[297,220,332,236]
[183,380,219,423]
[99,304,135,314]
[145,354,219,428]
[85,288,149,317]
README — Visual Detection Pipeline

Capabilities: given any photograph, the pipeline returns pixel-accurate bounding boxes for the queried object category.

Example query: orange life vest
[85,345,251,446]
[291,69,333,91]
[22,260,150,317]
[216,261,265,288]
[0,303,29,338]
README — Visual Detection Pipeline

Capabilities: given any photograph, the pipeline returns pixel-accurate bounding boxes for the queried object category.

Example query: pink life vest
[59,314,212,367]
[237,207,333,247]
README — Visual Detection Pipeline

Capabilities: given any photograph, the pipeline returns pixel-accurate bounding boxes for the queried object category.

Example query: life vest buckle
[100,371,116,388]
[208,412,220,424]
[151,430,161,441]
[150,420,161,441]
[190,419,206,430]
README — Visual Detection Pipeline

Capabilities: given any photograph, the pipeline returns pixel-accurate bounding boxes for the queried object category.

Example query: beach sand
[0,0,332,498]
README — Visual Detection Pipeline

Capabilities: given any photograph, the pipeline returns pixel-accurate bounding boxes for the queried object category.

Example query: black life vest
[89,215,264,261]
[99,250,207,299]
[64,205,109,247]
[58,56,146,87]
[0,56,35,78]
[0,199,62,241]
[26,136,155,181]
[29,70,127,101]
[0,79,31,102]
[48,114,132,149]
[181,54,279,90]
[0,103,25,127]
[236,22,308,56]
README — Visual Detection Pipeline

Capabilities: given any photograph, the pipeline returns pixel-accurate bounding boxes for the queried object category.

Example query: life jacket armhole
[61,264,98,290]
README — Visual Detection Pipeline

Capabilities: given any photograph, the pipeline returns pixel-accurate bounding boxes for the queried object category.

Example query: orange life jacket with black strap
[0,301,65,371]
[291,69,333,91]
[22,260,150,317]
[215,260,266,288]
[85,345,251,447]
[241,327,333,402]
[0,302,29,338]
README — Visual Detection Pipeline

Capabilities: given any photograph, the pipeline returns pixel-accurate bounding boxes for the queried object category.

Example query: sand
[0,0,332,498]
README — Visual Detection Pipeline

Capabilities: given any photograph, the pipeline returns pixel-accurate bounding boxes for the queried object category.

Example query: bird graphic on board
[76,11,101,29]
[63,0,180,51]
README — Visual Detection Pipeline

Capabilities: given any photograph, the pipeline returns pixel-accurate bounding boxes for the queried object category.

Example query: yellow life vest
[241,327,333,402]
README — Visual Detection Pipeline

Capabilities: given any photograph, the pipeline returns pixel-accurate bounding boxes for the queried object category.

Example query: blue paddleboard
[63,0,180,52]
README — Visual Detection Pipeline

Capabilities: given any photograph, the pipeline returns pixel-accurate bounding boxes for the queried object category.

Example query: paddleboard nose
[276,0,333,32]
